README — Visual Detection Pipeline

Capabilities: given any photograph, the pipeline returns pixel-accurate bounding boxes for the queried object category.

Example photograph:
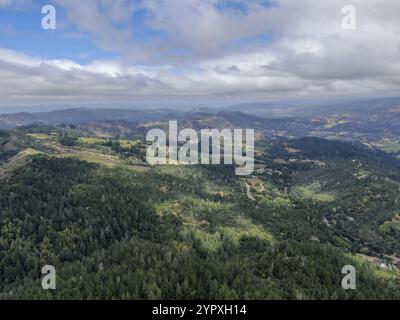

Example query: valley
[1,97,400,299]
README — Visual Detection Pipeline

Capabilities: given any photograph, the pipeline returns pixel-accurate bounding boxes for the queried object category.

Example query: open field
[379,143,400,153]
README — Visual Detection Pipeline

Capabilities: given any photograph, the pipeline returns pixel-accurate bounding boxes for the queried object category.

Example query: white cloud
[55,0,135,52]
[3,0,400,104]
[0,0,34,8]
[0,49,171,104]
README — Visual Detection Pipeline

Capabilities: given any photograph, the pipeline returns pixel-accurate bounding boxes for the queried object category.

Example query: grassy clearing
[78,137,107,144]
[372,268,399,279]
[0,148,43,178]
[179,216,273,253]
[349,254,399,280]
[58,151,122,167]
[334,236,352,249]
[220,216,274,245]
[379,143,400,153]
[292,181,336,202]
[79,137,139,148]
[380,214,400,233]
[27,133,52,140]
[119,139,139,148]
[58,150,149,172]
[156,195,274,254]
[154,166,238,196]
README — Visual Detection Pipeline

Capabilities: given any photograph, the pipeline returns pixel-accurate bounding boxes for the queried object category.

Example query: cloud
[3,0,400,104]
[55,0,136,52]
[0,48,170,104]
[0,0,34,9]
[140,0,276,58]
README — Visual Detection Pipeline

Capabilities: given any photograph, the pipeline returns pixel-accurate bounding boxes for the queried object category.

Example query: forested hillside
[0,124,399,299]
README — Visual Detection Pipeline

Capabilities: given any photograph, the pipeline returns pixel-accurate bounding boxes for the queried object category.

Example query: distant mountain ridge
[0,108,173,129]
[0,107,270,131]
[1,97,400,146]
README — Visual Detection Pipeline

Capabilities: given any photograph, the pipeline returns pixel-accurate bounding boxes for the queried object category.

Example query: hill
[0,120,399,299]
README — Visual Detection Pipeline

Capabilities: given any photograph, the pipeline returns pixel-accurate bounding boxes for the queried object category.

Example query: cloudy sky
[0,0,400,106]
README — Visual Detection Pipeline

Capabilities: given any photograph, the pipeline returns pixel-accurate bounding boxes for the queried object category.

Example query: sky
[1,0,400,106]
